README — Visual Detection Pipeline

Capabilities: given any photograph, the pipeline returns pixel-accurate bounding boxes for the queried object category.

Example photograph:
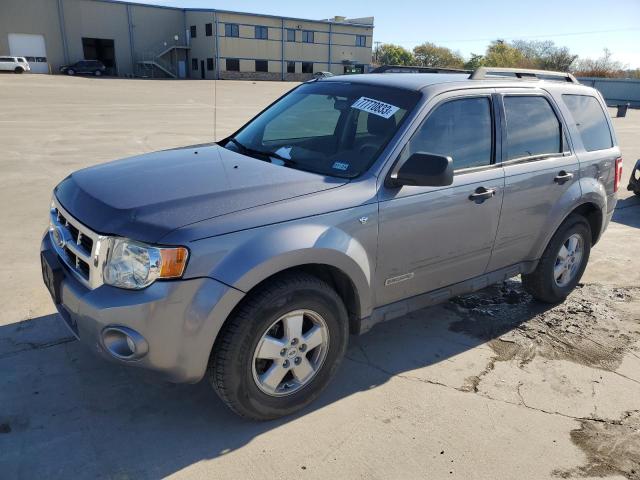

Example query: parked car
[41,67,622,420]
[59,59,106,76]
[628,158,640,196]
[0,56,30,73]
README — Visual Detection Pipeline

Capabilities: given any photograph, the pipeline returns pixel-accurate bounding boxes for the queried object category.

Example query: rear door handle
[469,187,496,204]
[554,171,574,184]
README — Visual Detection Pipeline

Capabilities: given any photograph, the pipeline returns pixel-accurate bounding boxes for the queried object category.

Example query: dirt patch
[449,281,640,371]
[553,411,640,479]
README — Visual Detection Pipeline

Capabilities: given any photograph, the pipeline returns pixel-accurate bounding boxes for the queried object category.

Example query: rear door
[487,89,580,271]
[376,90,504,306]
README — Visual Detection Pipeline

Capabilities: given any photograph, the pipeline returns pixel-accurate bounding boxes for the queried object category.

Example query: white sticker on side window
[351,96,399,119]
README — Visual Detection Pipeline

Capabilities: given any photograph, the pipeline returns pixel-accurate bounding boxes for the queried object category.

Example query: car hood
[55,144,347,243]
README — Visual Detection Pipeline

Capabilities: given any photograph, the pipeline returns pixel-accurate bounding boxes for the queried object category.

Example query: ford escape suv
[41,67,622,419]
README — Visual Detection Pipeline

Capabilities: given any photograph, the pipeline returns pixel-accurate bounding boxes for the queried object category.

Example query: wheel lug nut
[280,348,286,357]
[299,344,307,352]
[283,360,290,368]
[294,357,301,365]
[291,338,298,346]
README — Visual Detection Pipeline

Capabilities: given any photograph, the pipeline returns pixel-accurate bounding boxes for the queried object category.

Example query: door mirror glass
[389,152,454,187]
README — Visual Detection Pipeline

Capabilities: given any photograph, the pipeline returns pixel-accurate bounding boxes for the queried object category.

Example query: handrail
[470,67,579,84]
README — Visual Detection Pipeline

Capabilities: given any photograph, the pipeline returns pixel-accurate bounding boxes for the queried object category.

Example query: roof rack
[371,65,471,74]
[470,67,579,84]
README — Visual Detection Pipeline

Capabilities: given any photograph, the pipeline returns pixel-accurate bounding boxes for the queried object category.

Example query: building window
[356,35,366,47]
[192,58,198,70]
[205,23,213,37]
[286,29,296,42]
[226,58,239,71]
[302,62,313,73]
[207,58,214,71]
[255,60,268,72]
[225,23,239,37]
[255,26,268,40]
[190,25,197,38]
[302,30,314,43]
[287,61,295,73]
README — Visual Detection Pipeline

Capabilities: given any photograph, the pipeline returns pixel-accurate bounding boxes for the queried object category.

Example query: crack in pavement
[0,336,77,360]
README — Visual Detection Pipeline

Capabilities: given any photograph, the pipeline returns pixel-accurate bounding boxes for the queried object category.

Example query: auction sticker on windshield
[351,97,399,119]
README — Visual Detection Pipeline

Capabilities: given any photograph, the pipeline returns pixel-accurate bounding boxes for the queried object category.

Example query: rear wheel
[66,69,75,76]
[208,272,349,420]
[523,214,591,303]
[14,67,23,74]
[94,70,102,77]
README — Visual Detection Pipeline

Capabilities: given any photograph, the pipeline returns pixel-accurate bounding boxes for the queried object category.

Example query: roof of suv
[321,71,586,93]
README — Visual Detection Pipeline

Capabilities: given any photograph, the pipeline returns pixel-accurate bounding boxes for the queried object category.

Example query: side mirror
[388,152,454,187]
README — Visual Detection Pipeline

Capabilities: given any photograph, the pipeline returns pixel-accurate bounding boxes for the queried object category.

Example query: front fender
[185,206,378,318]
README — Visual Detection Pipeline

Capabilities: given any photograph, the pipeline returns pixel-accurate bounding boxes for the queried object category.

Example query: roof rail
[371,65,472,74]
[470,67,579,84]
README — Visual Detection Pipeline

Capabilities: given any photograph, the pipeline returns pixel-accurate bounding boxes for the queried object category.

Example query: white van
[0,56,31,73]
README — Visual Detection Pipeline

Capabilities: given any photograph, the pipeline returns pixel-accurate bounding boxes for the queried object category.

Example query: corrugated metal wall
[577,77,640,107]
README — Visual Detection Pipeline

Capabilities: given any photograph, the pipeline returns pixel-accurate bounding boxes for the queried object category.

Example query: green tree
[464,53,485,70]
[377,43,414,66]
[483,40,527,67]
[572,48,625,77]
[511,40,577,71]
[412,42,465,69]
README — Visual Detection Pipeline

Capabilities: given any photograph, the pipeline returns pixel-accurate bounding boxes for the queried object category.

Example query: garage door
[8,33,49,74]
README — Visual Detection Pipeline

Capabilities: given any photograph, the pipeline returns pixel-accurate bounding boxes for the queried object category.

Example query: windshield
[224,81,420,178]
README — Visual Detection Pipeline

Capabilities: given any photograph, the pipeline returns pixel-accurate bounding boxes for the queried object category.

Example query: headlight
[103,238,188,290]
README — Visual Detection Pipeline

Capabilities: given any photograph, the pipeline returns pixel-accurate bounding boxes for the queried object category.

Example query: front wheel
[208,272,349,420]
[94,70,102,77]
[66,69,75,76]
[523,214,591,303]
[14,67,24,74]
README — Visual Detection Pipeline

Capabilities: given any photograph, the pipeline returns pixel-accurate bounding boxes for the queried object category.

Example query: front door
[376,91,504,307]
[487,90,581,272]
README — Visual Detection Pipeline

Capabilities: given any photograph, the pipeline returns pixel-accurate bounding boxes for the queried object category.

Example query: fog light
[102,326,148,360]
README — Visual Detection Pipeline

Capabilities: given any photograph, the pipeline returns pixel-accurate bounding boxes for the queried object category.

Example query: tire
[14,67,23,74]
[67,69,75,76]
[94,70,102,77]
[522,214,591,303]
[208,272,349,420]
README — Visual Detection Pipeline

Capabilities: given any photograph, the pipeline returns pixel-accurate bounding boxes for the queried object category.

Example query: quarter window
[406,97,493,170]
[255,26,268,40]
[504,96,562,160]
[225,23,239,37]
[562,94,613,152]
[302,30,314,43]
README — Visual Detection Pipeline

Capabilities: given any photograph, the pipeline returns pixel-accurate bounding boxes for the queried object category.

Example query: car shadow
[611,195,640,228]
[0,281,551,479]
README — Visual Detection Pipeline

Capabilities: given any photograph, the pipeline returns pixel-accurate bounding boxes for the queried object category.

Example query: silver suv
[41,67,622,419]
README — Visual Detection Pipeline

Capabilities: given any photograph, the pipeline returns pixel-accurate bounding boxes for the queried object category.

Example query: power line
[377,26,640,46]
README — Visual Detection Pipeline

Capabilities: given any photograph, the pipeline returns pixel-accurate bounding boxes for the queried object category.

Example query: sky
[121,0,640,68]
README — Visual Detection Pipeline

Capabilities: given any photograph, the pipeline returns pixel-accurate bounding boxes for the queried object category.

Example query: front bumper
[41,233,244,383]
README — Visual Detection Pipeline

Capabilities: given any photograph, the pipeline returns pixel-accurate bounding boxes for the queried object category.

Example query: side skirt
[356,261,538,335]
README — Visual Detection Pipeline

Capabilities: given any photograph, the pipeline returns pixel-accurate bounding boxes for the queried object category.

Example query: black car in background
[60,60,106,76]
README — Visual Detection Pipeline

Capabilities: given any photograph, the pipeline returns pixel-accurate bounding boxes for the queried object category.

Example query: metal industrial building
[0,0,374,80]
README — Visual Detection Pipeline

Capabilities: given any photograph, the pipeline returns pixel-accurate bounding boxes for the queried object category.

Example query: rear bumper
[41,234,244,383]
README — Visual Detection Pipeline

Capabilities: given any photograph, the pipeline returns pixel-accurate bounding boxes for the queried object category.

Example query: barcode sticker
[351,97,399,119]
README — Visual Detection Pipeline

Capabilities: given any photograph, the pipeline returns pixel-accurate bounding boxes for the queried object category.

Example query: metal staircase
[136,44,190,79]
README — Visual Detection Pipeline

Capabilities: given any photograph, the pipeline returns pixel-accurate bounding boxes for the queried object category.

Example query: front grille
[49,199,107,290]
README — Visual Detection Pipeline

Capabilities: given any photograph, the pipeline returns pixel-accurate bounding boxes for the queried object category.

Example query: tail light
[614,157,623,193]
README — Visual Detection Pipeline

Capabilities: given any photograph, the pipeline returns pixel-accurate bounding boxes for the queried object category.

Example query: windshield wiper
[227,138,296,165]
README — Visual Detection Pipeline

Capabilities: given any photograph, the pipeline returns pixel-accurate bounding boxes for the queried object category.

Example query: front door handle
[554,171,574,184]
[469,187,496,204]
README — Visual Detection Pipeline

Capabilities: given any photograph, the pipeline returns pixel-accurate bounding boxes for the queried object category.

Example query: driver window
[406,97,493,170]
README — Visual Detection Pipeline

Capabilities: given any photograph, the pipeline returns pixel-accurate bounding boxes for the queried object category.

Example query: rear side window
[407,97,493,170]
[504,96,562,160]
[562,94,613,152]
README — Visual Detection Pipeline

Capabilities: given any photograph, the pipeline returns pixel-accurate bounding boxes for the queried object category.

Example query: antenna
[213,74,217,142]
